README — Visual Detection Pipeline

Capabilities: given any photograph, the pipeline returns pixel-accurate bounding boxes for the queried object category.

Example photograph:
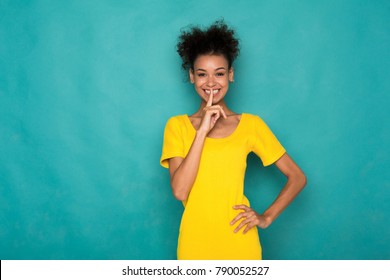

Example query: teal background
[1,0,389,259]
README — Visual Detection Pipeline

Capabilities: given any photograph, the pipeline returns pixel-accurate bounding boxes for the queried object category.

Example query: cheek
[219,78,229,87]
[194,79,206,89]
[194,77,206,84]
[193,82,204,94]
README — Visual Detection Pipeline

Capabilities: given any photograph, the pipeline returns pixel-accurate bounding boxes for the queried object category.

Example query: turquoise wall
[1,0,389,259]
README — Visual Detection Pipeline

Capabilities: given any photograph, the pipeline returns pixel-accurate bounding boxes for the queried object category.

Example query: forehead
[193,54,229,69]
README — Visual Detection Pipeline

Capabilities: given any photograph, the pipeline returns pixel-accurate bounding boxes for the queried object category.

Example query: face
[189,54,234,104]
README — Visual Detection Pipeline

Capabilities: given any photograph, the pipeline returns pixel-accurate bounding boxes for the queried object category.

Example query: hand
[198,93,227,134]
[230,205,273,234]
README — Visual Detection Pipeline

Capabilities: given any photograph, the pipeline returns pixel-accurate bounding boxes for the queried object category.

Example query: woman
[160,20,306,260]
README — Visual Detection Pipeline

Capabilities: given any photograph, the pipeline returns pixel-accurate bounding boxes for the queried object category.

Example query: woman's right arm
[168,130,207,201]
[168,93,226,201]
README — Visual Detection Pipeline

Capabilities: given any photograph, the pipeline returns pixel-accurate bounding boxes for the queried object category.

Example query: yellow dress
[160,113,285,260]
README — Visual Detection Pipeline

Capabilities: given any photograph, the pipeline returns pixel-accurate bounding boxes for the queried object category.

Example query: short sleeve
[160,116,185,168]
[251,115,286,166]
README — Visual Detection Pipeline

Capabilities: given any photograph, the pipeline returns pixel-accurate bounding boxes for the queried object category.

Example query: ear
[229,67,234,82]
[189,68,195,83]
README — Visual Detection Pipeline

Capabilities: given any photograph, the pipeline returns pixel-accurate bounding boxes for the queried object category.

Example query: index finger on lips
[206,92,213,107]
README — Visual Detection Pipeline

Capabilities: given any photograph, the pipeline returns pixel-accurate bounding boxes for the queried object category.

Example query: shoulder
[241,113,267,126]
[164,115,188,131]
[165,114,187,124]
[241,113,277,136]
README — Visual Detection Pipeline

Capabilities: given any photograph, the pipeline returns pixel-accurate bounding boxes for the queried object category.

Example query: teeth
[205,89,219,95]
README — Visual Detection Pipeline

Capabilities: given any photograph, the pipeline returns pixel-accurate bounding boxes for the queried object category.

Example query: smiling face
[189,54,234,105]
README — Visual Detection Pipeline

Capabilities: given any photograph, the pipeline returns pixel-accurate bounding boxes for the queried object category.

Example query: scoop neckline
[184,113,246,141]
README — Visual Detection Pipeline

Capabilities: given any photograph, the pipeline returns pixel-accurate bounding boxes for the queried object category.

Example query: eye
[197,73,207,77]
[216,72,225,77]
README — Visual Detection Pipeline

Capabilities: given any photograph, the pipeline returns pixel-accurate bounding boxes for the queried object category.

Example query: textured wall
[0,0,389,259]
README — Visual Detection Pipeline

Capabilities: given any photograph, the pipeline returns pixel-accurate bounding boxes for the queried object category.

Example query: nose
[206,75,216,87]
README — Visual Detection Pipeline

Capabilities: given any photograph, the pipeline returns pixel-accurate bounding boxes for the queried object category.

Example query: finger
[233,205,250,211]
[234,218,250,233]
[243,221,257,234]
[208,108,221,117]
[211,113,219,125]
[230,212,245,225]
[231,205,252,226]
[230,212,252,227]
[220,107,227,119]
[212,105,227,119]
[206,92,213,107]
[206,108,218,117]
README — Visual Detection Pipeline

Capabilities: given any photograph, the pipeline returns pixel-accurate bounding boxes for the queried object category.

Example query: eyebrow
[195,67,226,72]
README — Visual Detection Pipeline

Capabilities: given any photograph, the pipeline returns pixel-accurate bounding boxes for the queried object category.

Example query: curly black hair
[176,20,240,71]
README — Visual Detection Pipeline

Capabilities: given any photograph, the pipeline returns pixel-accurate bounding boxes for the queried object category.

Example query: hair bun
[177,19,240,71]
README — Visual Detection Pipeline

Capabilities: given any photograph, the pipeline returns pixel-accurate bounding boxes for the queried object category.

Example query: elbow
[171,184,189,201]
[299,172,307,189]
[288,170,307,190]
[173,190,188,201]
[170,175,192,201]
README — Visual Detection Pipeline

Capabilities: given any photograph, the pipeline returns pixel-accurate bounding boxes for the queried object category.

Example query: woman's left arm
[231,153,307,233]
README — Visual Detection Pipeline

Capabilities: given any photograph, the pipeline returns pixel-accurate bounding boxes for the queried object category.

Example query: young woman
[160,20,306,260]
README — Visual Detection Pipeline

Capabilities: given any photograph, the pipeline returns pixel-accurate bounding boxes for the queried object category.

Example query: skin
[168,54,307,234]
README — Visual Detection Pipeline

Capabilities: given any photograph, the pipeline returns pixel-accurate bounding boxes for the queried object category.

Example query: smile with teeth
[204,89,220,95]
